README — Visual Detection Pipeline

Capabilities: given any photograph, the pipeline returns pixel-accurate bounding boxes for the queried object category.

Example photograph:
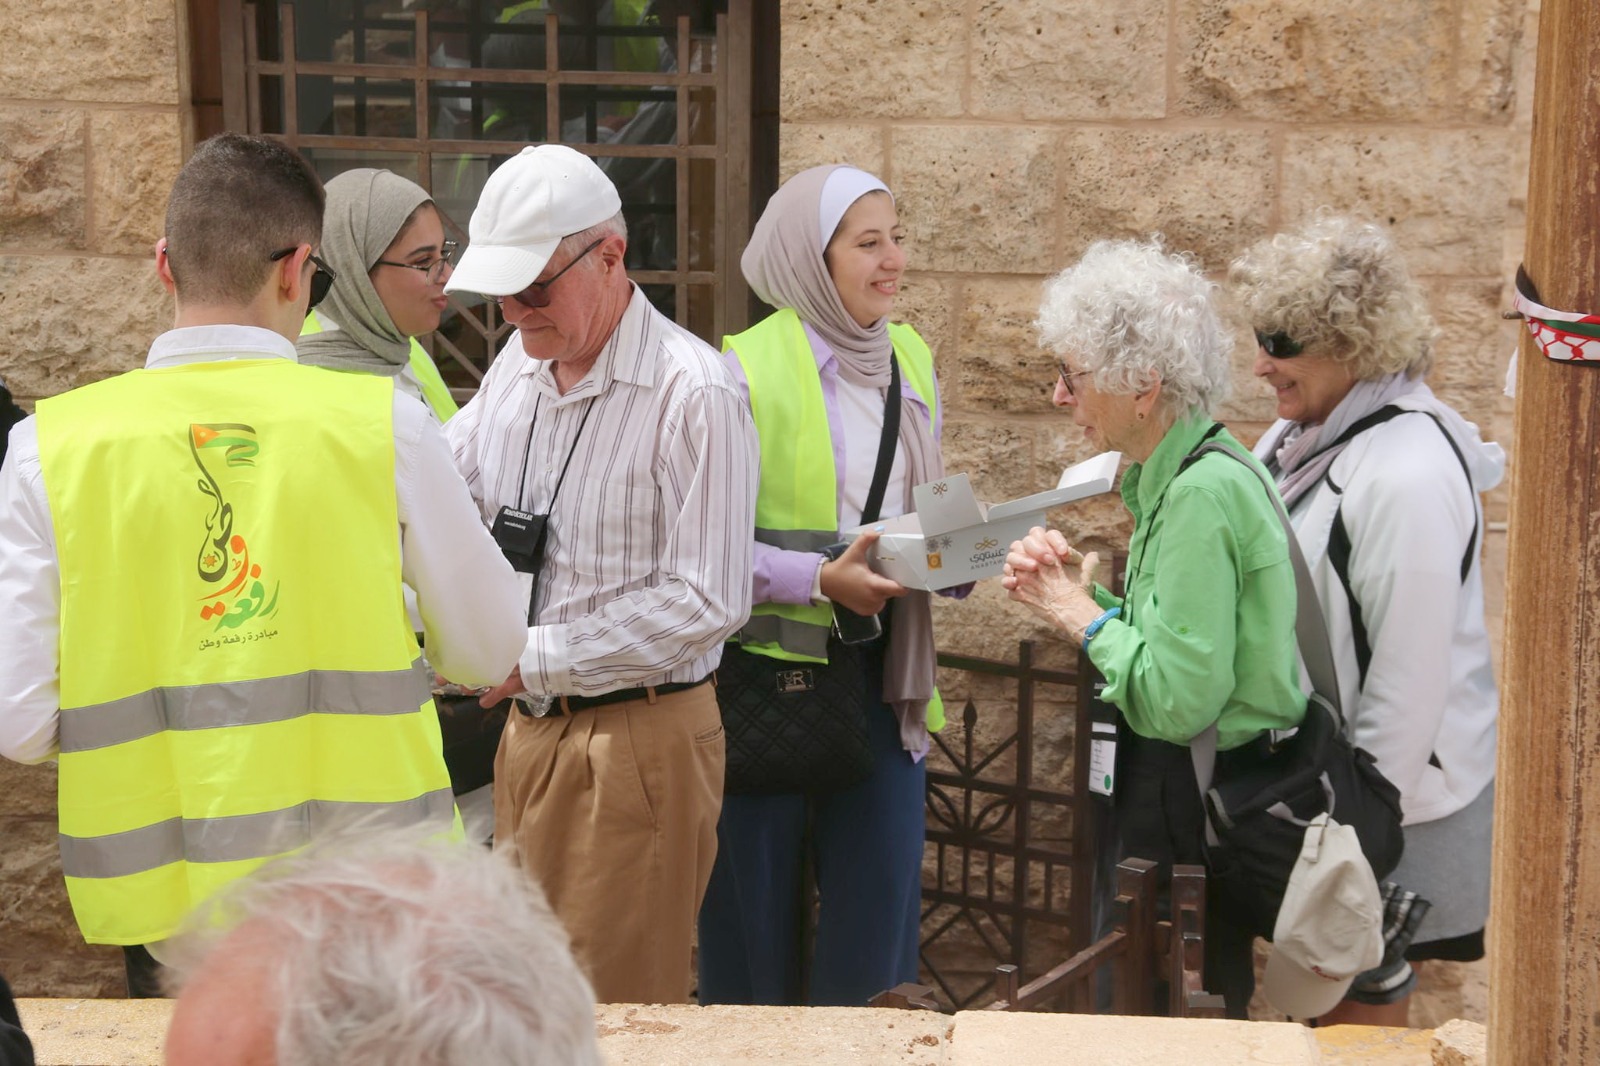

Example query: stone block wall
[779,0,1532,669]
[0,0,185,997]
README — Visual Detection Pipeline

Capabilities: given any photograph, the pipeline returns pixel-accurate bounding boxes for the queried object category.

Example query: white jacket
[1258,390,1504,826]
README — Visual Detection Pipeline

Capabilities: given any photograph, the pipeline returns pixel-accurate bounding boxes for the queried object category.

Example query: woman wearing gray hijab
[698,164,960,1006]
[297,169,460,422]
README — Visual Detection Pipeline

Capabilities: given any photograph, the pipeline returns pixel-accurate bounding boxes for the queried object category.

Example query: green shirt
[1088,410,1307,750]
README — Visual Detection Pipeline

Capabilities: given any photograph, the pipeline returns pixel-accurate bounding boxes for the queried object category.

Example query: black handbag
[717,639,876,794]
[433,692,512,796]
[718,358,902,796]
[1183,440,1406,939]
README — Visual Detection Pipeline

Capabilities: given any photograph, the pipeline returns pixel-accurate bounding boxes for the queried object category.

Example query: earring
[1137,411,1146,420]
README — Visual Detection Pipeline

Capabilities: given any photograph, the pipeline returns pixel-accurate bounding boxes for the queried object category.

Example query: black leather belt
[516,677,710,718]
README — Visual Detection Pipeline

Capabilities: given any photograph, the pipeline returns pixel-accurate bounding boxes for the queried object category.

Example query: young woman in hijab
[698,164,960,1006]
[296,169,460,422]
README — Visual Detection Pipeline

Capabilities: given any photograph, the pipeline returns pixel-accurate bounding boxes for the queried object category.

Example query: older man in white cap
[443,144,758,1004]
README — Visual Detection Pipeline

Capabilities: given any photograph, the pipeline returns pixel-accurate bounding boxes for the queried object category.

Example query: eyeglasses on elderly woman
[1057,361,1093,397]
[1254,330,1305,359]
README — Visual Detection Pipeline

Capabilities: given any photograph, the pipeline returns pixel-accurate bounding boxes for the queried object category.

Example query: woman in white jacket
[1231,215,1502,1026]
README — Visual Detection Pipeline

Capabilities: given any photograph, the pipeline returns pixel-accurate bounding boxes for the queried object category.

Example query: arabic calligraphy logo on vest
[190,423,281,631]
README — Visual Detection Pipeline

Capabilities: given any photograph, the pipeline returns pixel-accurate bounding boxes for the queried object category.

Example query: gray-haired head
[1036,236,1234,418]
[162,831,600,1066]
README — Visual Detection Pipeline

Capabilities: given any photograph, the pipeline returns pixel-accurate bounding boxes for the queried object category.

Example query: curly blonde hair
[1228,213,1437,380]
[1036,236,1233,418]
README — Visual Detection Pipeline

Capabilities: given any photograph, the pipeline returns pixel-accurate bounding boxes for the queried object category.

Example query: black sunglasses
[1254,329,1304,359]
[494,239,605,310]
[270,246,337,310]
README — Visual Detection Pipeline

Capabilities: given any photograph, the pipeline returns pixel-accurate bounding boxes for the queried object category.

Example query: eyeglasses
[1254,329,1305,359]
[269,246,337,310]
[374,240,459,284]
[494,239,605,310]
[1057,361,1092,398]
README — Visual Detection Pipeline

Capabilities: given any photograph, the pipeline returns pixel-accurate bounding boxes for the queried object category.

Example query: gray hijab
[742,164,944,756]
[296,169,430,377]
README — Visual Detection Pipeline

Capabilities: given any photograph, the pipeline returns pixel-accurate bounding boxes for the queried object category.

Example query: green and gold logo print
[190,423,280,636]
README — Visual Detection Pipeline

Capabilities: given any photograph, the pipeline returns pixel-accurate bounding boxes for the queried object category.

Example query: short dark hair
[164,134,324,306]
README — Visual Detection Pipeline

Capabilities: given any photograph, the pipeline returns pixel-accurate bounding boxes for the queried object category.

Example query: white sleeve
[0,419,63,763]
[394,395,525,688]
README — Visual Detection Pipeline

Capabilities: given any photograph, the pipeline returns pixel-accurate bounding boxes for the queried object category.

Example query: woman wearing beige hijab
[699,164,960,1005]
[297,169,460,422]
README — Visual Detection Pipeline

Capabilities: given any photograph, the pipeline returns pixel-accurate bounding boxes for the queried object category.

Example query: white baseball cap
[1261,814,1385,1019]
[444,144,622,297]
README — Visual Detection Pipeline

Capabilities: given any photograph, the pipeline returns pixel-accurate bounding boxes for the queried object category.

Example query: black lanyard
[515,395,598,623]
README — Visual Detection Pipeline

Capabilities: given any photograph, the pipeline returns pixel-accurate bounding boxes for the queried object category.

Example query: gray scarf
[296,169,429,377]
[1262,372,1425,509]
[742,164,944,755]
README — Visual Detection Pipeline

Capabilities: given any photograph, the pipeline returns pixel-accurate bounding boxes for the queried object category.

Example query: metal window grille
[214,0,755,398]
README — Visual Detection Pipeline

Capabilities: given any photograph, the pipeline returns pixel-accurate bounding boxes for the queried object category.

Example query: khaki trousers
[493,682,724,1004]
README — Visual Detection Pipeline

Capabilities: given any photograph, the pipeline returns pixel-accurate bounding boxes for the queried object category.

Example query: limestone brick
[891,126,1058,275]
[778,124,888,183]
[89,112,182,256]
[948,1010,1321,1064]
[0,257,167,402]
[1280,131,1514,278]
[0,0,179,104]
[0,110,88,251]
[939,418,1038,509]
[596,1004,948,1064]
[950,276,1052,415]
[1423,278,1518,398]
[1175,0,1519,122]
[781,0,964,121]
[970,0,1166,121]
[890,275,956,400]
[1431,1019,1488,1066]
[1054,129,1277,269]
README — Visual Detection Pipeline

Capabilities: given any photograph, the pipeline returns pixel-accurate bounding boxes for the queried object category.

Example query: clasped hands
[1000,526,1105,645]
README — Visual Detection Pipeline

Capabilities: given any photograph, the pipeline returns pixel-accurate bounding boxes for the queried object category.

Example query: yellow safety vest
[301,311,459,423]
[35,359,456,945]
[724,309,945,730]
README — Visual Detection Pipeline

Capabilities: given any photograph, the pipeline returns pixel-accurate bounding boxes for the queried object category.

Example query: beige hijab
[297,169,430,377]
[742,164,943,755]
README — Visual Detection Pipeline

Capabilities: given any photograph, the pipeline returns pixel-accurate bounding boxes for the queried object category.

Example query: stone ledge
[17,999,1447,1065]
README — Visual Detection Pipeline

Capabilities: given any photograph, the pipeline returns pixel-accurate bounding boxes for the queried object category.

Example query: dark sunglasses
[1057,361,1092,398]
[1254,329,1305,359]
[494,238,605,310]
[270,246,337,310]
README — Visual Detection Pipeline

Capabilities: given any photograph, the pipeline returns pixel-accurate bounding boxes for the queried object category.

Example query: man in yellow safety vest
[0,133,527,997]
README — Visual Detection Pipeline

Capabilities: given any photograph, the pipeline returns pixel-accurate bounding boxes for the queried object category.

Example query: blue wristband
[1081,606,1121,649]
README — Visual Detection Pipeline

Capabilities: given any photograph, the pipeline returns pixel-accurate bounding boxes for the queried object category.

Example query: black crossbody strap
[859,356,902,525]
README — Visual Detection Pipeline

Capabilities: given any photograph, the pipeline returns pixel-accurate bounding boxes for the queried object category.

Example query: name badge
[1089,721,1117,797]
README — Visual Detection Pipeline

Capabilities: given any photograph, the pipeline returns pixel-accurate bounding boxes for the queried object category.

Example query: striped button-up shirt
[448,285,759,696]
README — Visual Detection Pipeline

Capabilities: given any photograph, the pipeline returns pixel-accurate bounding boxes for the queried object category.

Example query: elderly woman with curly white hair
[1231,215,1503,1026]
[1004,237,1307,1017]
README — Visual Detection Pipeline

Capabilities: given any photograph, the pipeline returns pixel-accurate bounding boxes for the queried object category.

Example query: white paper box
[844,451,1121,590]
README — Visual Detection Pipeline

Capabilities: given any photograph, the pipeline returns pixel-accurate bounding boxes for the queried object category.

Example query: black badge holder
[827,356,903,645]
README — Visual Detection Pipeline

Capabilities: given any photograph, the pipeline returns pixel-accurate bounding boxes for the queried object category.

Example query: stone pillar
[1491,1,1600,1062]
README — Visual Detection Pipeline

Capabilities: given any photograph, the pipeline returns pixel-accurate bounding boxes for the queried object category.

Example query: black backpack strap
[1323,406,1479,692]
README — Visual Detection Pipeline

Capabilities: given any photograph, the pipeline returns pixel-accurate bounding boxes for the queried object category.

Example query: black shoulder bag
[718,359,903,796]
[1182,440,1406,939]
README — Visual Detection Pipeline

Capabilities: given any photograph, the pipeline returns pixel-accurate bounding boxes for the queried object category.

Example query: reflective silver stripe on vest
[739,613,830,660]
[58,659,432,755]
[754,527,837,552]
[58,788,457,880]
